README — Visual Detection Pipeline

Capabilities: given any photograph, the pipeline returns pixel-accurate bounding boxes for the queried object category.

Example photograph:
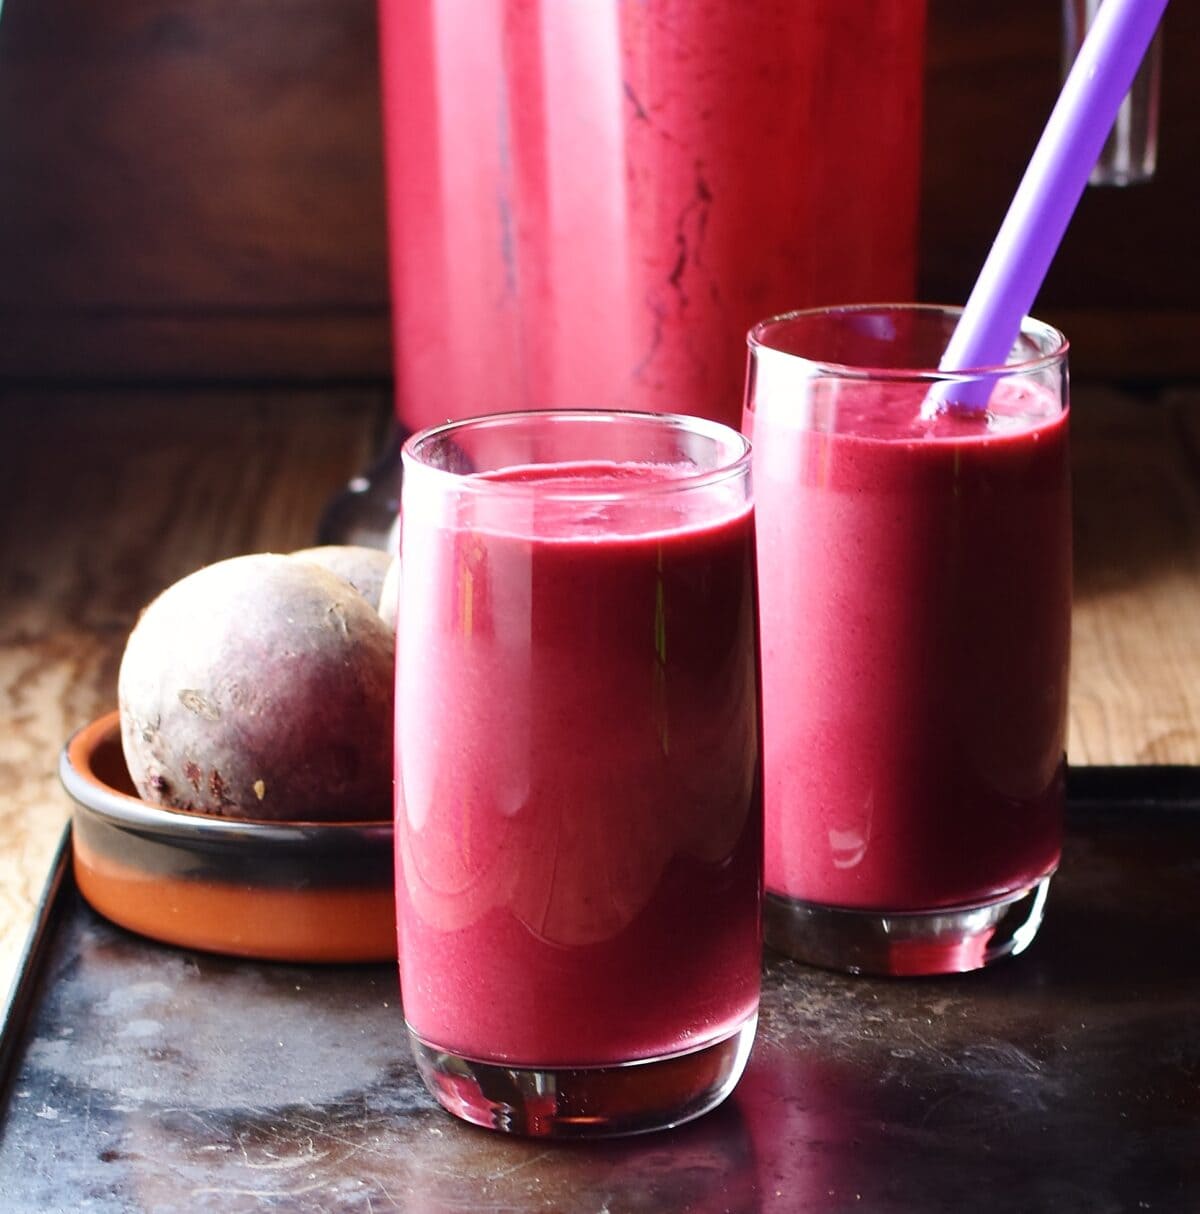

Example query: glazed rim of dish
[61,711,393,847]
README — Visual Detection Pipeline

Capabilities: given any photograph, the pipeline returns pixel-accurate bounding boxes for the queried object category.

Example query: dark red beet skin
[118,554,395,822]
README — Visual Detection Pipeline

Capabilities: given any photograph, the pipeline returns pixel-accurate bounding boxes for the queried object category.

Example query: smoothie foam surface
[456,459,753,541]
[753,377,1062,444]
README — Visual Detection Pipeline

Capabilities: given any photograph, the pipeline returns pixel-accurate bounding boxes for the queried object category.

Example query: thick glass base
[765,874,1054,977]
[408,1016,757,1138]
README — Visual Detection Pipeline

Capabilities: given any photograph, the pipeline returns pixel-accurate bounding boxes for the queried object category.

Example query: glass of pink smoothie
[744,305,1071,977]
[396,410,762,1136]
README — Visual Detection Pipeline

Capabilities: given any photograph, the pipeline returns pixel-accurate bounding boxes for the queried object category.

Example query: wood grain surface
[1069,385,1200,765]
[2,384,1199,999]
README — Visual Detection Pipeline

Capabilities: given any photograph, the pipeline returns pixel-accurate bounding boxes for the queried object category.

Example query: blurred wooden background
[0,0,1195,388]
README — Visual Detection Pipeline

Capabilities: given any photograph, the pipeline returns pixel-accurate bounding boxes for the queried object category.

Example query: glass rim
[747,302,1070,382]
[401,408,753,502]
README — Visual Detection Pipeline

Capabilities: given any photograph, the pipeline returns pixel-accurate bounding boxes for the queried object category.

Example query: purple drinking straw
[935,0,1169,404]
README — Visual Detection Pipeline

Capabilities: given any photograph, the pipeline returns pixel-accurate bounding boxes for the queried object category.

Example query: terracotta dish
[58,712,396,963]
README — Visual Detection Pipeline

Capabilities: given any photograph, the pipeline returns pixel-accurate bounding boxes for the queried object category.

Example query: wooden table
[2,382,1199,1000]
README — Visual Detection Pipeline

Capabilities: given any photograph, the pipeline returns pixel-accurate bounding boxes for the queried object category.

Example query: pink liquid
[747,382,1071,910]
[378,1,926,432]
[396,463,761,1066]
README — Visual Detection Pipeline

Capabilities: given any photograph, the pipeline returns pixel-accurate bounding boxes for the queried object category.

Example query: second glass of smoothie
[396,410,762,1136]
[744,305,1071,977]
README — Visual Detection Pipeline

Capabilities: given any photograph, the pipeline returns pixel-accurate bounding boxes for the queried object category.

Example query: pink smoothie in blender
[377,1,927,432]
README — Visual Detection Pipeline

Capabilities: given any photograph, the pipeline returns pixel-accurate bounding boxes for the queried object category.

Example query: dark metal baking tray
[2,769,1198,1213]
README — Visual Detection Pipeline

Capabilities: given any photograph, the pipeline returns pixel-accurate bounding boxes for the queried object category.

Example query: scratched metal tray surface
[1,771,1198,1214]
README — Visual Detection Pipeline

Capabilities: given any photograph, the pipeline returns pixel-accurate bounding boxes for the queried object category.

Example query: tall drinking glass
[744,305,1071,976]
[396,410,762,1136]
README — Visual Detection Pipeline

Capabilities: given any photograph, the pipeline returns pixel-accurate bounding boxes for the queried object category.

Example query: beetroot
[118,553,394,821]
[378,555,400,632]
[289,545,393,613]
